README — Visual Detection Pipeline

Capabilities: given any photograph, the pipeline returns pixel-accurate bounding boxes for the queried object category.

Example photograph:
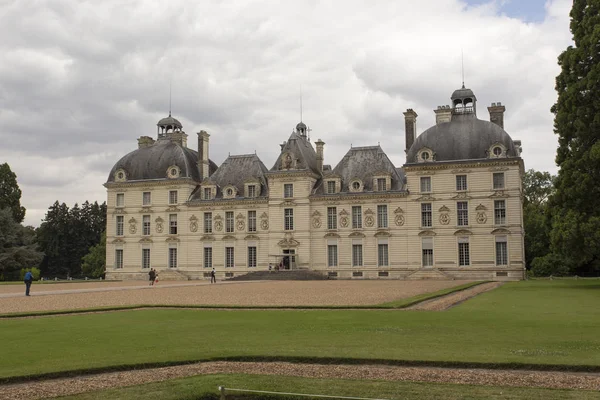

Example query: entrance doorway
[282,249,296,269]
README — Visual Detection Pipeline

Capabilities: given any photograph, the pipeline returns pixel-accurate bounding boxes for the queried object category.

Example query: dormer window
[377,178,387,191]
[488,143,507,159]
[203,187,212,200]
[115,169,127,182]
[422,152,430,160]
[493,146,502,156]
[327,181,336,194]
[167,165,180,179]
[349,179,363,193]
[247,185,256,198]
[417,148,434,163]
[223,185,237,199]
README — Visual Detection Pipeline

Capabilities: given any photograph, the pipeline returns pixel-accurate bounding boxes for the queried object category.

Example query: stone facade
[105,87,525,281]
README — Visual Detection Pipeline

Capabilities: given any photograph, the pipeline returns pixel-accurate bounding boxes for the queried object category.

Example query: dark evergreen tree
[522,170,555,269]
[0,163,26,223]
[0,208,43,280]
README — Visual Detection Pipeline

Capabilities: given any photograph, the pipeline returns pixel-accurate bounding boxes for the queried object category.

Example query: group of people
[148,268,217,284]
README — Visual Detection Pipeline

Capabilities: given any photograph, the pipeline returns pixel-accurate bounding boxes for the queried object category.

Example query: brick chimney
[488,102,506,129]
[137,136,155,149]
[315,139,325,172]
[434,105,452,124]
[403,109,418,153]
[197,130,210,180]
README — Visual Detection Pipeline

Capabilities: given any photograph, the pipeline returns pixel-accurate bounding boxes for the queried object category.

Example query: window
[169,214,177,234]
[204,212,212,233]
[327,244,338,267]
[327,181,336,194]
[351,181,361,191]
[142,215,151,235]
[422,237,433,267]
[226,188,234,197]
[284,208,294,231]
[115,249,123,269]
[421,203,432,227]
[226,211,234,233]
[225,247,234,268]
[378,243,389,266]
[247,210,256,232]
[457,202,469,226]
[168,248,177,268]
[116,216,124,236]
[248,185,256,198]
[493,146,503,156]
[456,175,467,191]
[421,151,430,161]
[142,248,151,269]
[248,246,257,268]
[142,192,151,206]
[327,207,337,230]
[420,177,431,193]
[169,190,178,205]
[377,178,387,191]
[284,183,293,198]
[352,206,362,229]
[458,237,470,266]
[204,247,212,268]
[496,236,508,265]
[203,187,212,200]
[493,172,505,190]
[377,205,388,228]
[116,193,124,207]
[352,244,363,267]
[494,200,506,225]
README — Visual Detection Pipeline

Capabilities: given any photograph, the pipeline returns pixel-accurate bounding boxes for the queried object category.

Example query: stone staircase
[227,269,329,281]
[156,269,190,281]
[406,268,453,280]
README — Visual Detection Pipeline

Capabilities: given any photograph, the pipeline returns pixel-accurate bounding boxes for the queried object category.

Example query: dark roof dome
[157,113,183,130]
[405,114,518,163]
[296,121,307,130]
[451,86,476,101]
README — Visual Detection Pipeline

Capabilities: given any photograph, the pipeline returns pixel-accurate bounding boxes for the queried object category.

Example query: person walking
[148,268,156,286]
[24,270,33,296]
[210,268,216,284]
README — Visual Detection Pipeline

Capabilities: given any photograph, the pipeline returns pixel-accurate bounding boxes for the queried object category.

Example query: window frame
[376,178,387,191]
[494,200,506,225]
[284,208,294,231]
[420,177,432,193]
[116,193,125,207]
[225,211,234,233]
[115,249,123,269]
[204,212,212,234]
[327,207,337,230]
[377,205,388,228]
[247,210,257,232]
[458,238,470,266]
[352,244,363,267]
[203,187,212,200]
[352,206,362,229]
[247,246,257,268]
[456,175,467,191]
[327,244,338,267]
[142,248,151,269]
[326,181,336,194]
[421,203,432,228]
[142,215,151,236]
[169,214,178,235]
[204,247,213,268]
[493,172,505,190]
[225,246,235,268]
[142,191,151,206]
[116,216,124,236]
[247,185,256,198]
[168,247,177,268]
[378,243,389,267]
[284,183,294,198]
[457,201,469,226]
[169,190,178,205]
[496,236,508,266]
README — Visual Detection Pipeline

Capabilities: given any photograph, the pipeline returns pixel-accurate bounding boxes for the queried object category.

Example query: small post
[219,386,226,400]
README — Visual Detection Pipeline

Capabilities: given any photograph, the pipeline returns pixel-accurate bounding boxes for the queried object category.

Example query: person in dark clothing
[148,268,156,286]
[210,268,216,284]
[24,270,33,296]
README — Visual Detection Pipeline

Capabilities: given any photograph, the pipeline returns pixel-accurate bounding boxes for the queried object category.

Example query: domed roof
[107,139,217,183]
[451,86,476,100]
[405,114,518,163]
[296,121,307,130]
[157,114,182,129]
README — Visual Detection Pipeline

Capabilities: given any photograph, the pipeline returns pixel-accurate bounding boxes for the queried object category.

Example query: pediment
[280,200,297,207]
[374,231,391,237]
[414,194,436,201]
[394,207,404,214]
[324,232,341,238]
[348,231,366,238]
[200,235,215,241]
[364,208,374,215]
[111,238,125,244]
[339,209,349,216]
[165,236,180,242]
[418,230,437,236]
[476,204,487,211]
[139,237,153,243]
[277,237,300,247]
[491,228,511,235]
[312,210,321,217]
[489,191,509,198]
[454,229,473,236]
[222,235,237,241]
[452,193,471,200]
[244,234,260,240]
[439,205,450,212]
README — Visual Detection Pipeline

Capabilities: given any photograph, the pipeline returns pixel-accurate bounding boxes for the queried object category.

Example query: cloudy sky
[0,0,573,227]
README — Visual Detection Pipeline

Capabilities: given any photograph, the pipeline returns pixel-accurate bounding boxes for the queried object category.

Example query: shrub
[531,253,570,277]
[19,267,41,281]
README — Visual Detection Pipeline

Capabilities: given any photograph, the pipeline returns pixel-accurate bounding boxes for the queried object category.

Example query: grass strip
[376,281,487,308]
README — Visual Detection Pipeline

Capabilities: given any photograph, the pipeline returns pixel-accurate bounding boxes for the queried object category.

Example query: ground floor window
[168,248,177,268]
[422,237,433,267]
[115,249,123,269]
[458,238,470,266]
[204,247,212,268]
[352,244,363,267]
[142,248,150,269]
[378,243,389,267]
[496,236,508,265]
[225,246,235,268]
[327,244,338,267]
[248,246,257,268]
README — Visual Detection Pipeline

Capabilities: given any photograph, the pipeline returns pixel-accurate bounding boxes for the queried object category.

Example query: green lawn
[0,280,599,382]
[58,373,600,400]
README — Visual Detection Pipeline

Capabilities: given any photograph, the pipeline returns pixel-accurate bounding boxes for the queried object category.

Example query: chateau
[105,86,525,281]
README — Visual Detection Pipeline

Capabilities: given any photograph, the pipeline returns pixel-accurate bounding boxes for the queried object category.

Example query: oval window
[352,181,360,190]
[171,168,177,176]
[422,152,430,160]
[117,172,124,179]
[493,147,502,156]
[227,189,233,196]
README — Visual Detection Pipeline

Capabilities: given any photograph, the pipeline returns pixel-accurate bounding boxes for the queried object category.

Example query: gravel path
[406,281,503,311]
[3,361,600,399]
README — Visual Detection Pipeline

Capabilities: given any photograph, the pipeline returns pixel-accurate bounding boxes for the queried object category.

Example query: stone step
[406,268,453,280]
[155,269,190,281]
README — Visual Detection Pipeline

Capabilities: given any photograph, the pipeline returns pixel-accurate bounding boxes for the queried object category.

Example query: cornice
[105,178,197,189]
[404,159,520,172]
[187,198,269,208]
[310,192,408,202]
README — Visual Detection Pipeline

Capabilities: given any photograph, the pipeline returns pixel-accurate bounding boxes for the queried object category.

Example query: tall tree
[0,208,43,280]
[81,231,106,279]
[545,0,600,275]
[522,170,555,269]
[0,163,26,223]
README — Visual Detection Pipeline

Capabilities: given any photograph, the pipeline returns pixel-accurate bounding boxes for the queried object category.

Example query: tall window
[421,203,432,227]
[115,249,123,269]
[247,185,256,198]
[204,247,212,268]
[378,243,389,266]
[169,214,177,234]
[493,172,505,190]
[377,205,388,228]
[225,247,235,268]
[327,207,337,230]
[457,202,469,226]
[377,178,387,191]
[169,190,178,205]
[203,187,212,200]
[352,243,363,267]
[142,192,151,206]
[168,248,177,268]
[284,183,294,198]
[203,212,212,233]
[247,210,256,232]
[116,216,124,236]
[142,215,151,235]
[352,206,362,229]
[247,246,257,268]
[142,248,151,269]
[456,175,467,191]
[226,211,234,233]
[327,244,338,267]
[420,177,431,193]
[458,237,470,266]
[494,200,506,225]
[284,208,294,230]
[496,236,508,265]
[327,181,336,194]
[422,237,433,267]
[116,193,124,207]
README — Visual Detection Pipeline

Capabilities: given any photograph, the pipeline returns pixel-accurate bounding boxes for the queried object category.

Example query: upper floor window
[377,178,387,191]
[204,212,212,234]
[248,210,257,232]
[327,207,337,230]
[494,200,506,225]
[247,185,257,198]
[116,216,124,236]
[203,187,212,200]
[226,211,234,233]
[142,215,151,236]
[284,208,294,230]
[169,190,178,205]
[352,206,362,229]
[493,173,505,190]
[456,175,467,191]
[420,177,431,193]
[142,192,151,206]
[116,193,124,207]
[421,203,432,227]
[377,205,388,228]
[169,214,177,235]
[284,183,294,198]
[457,202,469,226]
[327,181,336,194]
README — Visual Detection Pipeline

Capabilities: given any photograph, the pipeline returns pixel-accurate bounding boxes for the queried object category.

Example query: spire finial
[461,48,465,89]
[300,86,303,122]
[169,78,172,116]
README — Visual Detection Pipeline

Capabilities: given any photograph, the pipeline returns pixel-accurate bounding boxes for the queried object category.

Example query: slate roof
[270,131,320,175]
[106,139,217,183]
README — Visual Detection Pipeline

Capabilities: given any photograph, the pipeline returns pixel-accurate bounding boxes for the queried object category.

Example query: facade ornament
[260,212,269,230]
[439,205,450,212]
[214,214,223,232]
[311,210,321,217]
[236,213,245,231]
[312,217,321,229]
[477,212,488,224]
[128,217,137,234]
[395,214,405,226]
[155,217,164,233]
[439,213,450,225]
[489,190,508,198]
[189,215,198,233]
[365,216,374,227]
[452,193,471,200]
[476,204,487,211]
[340,216,349,228]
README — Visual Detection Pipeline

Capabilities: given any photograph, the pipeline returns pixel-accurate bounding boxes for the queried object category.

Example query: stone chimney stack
[434,105,452,124]
[488,102,506,129]
[403,109,418,153]
[167,131,188,147]
[197,130,210,180]
[315,139,325,172]
[137,136,155,149]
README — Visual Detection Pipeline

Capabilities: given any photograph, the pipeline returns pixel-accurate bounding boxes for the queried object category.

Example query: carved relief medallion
[237,220,245,231]
[439,213,450,225]
[214,221,223,232]
[260,212,269,230]
[189,215,198,233]
[312,217,321,229]
[477,212,487,224]
[128,218,137,234]
[340,216,349,228]
[155,217,164,233]
[395,214,405,226]
[365,216,374,227]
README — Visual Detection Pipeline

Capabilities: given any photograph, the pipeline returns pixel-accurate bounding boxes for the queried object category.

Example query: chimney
[488,102,506,129]
[167,131,188,147]
[137,136,155,149]
[403,109,418,153]
[434,105,452,124]
[315,139,325,172]
[197,130,210,180]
